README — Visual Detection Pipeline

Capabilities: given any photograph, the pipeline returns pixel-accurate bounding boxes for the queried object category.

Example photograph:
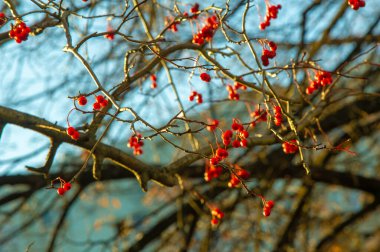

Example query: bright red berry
[63,182,72,191]
[263,207,271,217]
[200,73,211,82]
[93,102,101,110]
[265,200,275,209]
[77,96,87,106]
[67,127,76,136]
[57,187,66,196]
[71,130,80,140]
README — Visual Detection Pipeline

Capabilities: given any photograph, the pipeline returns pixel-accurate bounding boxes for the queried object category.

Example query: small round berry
[77,96,87,106]
[93,102,101,110]
[63,182,72,191]
[232,139,240,148]
[67,127,76,136]
[71,130,80,140]
[200,73,211,82]
[96,95,105,103]
[57,187,65,196]
[265,200,275,209]
[211,217,219,225]
[263,207,271,217]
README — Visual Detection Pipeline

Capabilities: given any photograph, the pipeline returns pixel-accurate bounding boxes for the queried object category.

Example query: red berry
[240,139,248,147]
[240,130,249,139]
[232,140,240,148]
[93,102,101,110]
[211,217,219,225]
[200,73,211,82]
[263,207,271,217]
[265,200,275,209]
[71,130,80,140]
[223,130,233,139]
[96,95,105,103]
[67,127,76,136]
[100,99,108,108]
[57,187,65,196]
[63,182,72,191]
[77,96,87,106]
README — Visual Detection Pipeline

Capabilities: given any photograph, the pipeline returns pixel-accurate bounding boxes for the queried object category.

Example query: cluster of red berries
[66,126,80,140]
[93,95,109,110]
[204,161,223,182]
[306,70,333,95]
[169,20,180,32]
[9,21,31,44]
[200,72,211,82]
[348,0,365,10]
[52,177,72,196]
[211,208,224,225]
[206,118,219,132]
[262,200,274,217]
[259,4,281,30]
[229,119,249,148]
[226,85,240,100]
[251,108,267,123]
[0,12,6,26]
[150,74,157,89]
[273,105,282,126]
[190,3,200,15]
[209,147,229,169]
[127,133,144,155]
[192,15,219,45]
[261,41,277,66]
[57,182,72,196]
[225,80,248,101]
[228,167,250,188]
[282,140,298,154]
[189,91,203,104]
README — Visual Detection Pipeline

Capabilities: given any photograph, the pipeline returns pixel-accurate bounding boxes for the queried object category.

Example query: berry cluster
[226,85,240,100]
[282,140,298,154]
[0,12,6,26]
[262,200,274,217]
[9,21,31,44]
[93,95,109,110]
[204,161,223,182]
[210,208,224,225]
[200,72,211,82]
[206,118,219,132]
[233,80,247,91]
[273,105,282,126]
[66,126,80,140]
[150,74,157,89]
[230,119,249,148]
[189,91,203,104]
[259,4,281,30]
[261,41,277,66]
[348,0,365,10]
[306,70,333,95]
[52,177,72,196]
[228,166,250,188]
[190,3,200,15]
[251,108,267,123]
[127,133,144,155]
[192,15,219,45]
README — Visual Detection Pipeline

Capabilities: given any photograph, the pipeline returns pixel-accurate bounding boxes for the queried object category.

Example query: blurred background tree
[0,0,379,251]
